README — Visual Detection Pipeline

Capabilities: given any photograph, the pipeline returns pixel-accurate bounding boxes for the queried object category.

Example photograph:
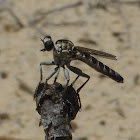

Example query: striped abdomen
[76,53,123,83]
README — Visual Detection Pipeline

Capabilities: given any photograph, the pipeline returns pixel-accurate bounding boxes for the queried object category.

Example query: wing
[74,46,117,60]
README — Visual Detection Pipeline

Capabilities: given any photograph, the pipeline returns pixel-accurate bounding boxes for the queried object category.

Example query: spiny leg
[63,66,70,92]
[71,75,80,86]
[39,61,55,83]
[54,67,60,83]
[35,67,58,108]
[34,61,55,99]
[77,75,90,93]
[66,63,90,93]
[43,66,59,91]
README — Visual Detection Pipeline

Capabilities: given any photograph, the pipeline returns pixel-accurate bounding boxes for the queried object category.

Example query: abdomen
[76,53,124,83]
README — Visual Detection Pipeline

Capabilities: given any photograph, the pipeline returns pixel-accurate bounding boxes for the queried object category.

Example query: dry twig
[42,21,86,27]
[27,17,46,36]
[114,0,131,48]
[17,78,33,95]
[32,1,82,23]
[114,0,140,4]
[0,0,24,28]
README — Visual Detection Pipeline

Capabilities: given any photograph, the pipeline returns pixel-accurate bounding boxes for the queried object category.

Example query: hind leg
[66,63,90,93]
[71,75,80,86]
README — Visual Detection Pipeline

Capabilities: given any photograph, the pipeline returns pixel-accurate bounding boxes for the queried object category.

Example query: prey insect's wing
[74,46,117,60]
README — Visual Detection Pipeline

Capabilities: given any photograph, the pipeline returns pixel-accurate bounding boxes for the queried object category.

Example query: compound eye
[40,36,54,51]
[44,40,54,51]
[43,36,51,43]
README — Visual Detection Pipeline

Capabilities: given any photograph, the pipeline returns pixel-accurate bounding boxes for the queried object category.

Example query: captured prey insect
[39,35,124,93]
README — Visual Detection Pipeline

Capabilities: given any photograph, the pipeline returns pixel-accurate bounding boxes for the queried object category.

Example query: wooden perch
[34,82,81,140]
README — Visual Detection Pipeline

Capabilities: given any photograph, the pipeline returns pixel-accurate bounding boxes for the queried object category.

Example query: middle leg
[63,66,70,87]
[43,66,59,91]
[54,67,60,83]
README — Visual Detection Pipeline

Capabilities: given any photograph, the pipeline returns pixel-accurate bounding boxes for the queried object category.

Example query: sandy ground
[0,0,140,140]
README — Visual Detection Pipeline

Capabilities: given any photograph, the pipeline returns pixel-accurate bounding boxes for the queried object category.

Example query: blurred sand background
[0,0,140,140]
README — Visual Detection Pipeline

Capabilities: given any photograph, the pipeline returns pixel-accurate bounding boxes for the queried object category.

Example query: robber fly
[38,35,123,94]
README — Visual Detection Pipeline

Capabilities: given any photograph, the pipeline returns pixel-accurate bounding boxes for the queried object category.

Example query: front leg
[34,61,55,99]
[34,66,59,106]
[39,61,55,83]
[43,66,59,92]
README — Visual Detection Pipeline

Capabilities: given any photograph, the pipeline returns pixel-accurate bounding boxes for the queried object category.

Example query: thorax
[53,39,76,66]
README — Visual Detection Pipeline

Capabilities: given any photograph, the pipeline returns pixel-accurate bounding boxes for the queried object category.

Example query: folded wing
[74,46,117,60]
